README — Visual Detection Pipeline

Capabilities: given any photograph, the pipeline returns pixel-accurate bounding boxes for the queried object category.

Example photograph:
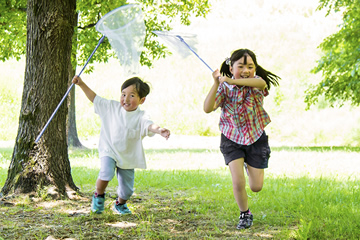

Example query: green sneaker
[113,201,132,215]
[91,193,105,214]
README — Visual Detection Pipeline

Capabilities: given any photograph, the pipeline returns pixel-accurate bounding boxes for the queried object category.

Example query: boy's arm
[148,124,170,140]
[72,76,96,102]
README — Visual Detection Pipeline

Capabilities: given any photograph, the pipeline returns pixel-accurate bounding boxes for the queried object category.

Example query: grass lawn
[0,136,359,239]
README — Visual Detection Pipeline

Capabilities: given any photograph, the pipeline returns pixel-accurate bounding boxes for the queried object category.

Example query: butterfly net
[152,31,198,58]
[96,4,145,76]
[153,31,232,89]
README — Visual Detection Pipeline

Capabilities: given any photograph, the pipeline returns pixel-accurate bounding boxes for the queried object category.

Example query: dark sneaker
[91,193,105,214]
[113,201,132,215]
[237,211,253,229]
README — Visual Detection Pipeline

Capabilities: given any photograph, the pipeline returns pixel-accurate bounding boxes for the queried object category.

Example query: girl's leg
[228,158,248,212]
[247,165,264,192]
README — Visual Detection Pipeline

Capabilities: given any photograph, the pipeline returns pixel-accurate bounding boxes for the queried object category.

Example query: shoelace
[240,212,250,219]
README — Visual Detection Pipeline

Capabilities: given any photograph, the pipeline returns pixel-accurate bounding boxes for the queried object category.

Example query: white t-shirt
[94,95,155,169]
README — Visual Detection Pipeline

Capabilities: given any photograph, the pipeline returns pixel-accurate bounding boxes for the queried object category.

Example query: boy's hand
[72,75,82,85]
[159,128,170,140]
[71,75,96,102]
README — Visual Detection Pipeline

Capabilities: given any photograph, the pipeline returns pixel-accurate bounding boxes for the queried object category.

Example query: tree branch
[77,23,97,30]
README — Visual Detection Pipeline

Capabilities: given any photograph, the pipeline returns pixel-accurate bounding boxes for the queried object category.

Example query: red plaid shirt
[215,79,270,145]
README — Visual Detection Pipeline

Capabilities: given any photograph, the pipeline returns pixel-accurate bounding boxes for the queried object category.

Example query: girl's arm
[148,124,170,140]
[72,76,96,103]
[221,77,266,90]
[204,70,221,113]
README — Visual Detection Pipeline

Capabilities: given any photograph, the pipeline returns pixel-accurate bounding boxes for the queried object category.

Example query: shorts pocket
[260,134,271,160]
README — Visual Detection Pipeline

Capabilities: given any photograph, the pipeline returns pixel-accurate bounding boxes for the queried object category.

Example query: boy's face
[230,55,256,79]
[120,84,145,112]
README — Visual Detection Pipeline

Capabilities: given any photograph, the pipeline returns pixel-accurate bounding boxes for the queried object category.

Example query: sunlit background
[1,0,359,147]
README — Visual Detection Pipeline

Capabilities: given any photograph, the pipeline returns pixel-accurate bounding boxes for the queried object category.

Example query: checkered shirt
[214,80,270,145]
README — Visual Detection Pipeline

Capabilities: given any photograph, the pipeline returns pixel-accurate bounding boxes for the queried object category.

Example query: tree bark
[1,0,78,198]
[67,12,84,148]
[67,66,84,148]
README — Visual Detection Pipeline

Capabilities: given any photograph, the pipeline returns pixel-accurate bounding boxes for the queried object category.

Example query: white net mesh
[153,30,233,90]
[152,31,198,58]
[96,4,145,76]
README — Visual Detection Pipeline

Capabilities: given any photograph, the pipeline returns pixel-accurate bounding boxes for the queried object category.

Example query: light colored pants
[98,156,135,200]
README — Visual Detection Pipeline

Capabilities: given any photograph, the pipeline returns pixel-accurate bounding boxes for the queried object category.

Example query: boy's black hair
[121,77,150,99]
[220,49,280,89]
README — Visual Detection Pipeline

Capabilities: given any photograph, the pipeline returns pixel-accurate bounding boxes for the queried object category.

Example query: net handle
[35,36,105,143]
[157,32,232,90]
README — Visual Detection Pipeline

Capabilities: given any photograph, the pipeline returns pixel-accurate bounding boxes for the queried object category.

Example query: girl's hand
[159,128,170,140]
[219,76,234,85]
[212,69,221,84]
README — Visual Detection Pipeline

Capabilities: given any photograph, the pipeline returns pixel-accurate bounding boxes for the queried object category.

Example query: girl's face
[230,55,256,79]
[120,84,145,112]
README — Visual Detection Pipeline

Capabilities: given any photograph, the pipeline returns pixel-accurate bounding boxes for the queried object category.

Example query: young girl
[203,49,280,229]
[72,75,170,215]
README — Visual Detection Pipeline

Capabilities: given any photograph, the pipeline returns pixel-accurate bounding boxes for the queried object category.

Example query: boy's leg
[97,156,117,193]
[96,179,109,195]
[116,168,135,202]
[228,158,248,212]
[113,168,134,215]
[92,157,116,213]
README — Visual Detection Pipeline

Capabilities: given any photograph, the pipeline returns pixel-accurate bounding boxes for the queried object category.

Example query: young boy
[72,75,170,214]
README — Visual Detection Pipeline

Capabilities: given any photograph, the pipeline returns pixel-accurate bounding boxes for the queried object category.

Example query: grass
[1,144,359,239]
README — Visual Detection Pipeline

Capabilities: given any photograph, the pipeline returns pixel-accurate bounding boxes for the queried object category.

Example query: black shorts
[220,132,271,169]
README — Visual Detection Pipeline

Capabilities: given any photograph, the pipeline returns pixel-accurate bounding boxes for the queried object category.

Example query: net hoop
[96,4,144,35]
[96,4,146,76]
[152,31,197,38]
[153,30,198,58]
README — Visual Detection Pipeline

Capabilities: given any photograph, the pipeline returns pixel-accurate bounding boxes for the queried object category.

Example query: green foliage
[0,0,210,69]
[3,1,360,146]
[306,0,360,108]
[139,0,210,67]
[0,0,27,61]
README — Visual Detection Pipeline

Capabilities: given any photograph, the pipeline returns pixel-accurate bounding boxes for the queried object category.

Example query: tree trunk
[1,0,78,198]
[67,66,84,148]
[67,12,84,148]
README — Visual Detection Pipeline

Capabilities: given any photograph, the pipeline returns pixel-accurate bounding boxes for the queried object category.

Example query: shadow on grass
[0,167,359,239]
[1,145,359,160]
[271,146,360,152]
[147,146,360,153]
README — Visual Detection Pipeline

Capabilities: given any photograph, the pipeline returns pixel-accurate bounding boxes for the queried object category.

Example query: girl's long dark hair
[220,49,280,89]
